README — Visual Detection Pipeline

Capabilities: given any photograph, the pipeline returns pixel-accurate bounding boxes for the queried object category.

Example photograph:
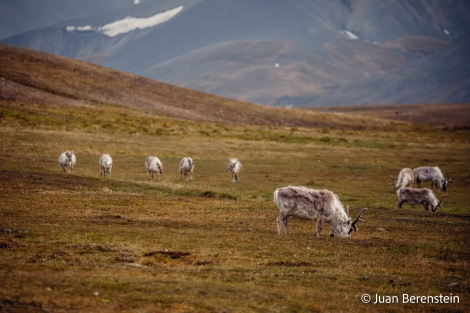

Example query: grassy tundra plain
[0,45,469,312]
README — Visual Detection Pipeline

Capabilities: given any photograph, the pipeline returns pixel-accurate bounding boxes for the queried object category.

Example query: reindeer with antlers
[395,187,447,212]
[274,186,367,238]
[391,172,448,212]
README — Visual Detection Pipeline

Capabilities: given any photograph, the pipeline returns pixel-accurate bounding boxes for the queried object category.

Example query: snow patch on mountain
[66,5,183,37]
[340,29,359,40]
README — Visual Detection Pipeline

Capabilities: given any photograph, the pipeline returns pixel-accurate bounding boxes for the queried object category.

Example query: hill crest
[1,44,468,129]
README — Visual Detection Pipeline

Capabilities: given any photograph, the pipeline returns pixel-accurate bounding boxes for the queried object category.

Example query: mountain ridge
[2,0,470,106]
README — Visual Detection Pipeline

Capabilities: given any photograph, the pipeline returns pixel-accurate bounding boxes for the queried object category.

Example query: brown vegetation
[0,44,469,312]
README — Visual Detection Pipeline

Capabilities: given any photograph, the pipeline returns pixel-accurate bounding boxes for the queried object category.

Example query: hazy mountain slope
[1,44,393,129]
[286,32,470,107]
[2,0,470,106]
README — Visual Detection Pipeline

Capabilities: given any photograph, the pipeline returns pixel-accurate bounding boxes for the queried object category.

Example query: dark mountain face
[2,0,470,106]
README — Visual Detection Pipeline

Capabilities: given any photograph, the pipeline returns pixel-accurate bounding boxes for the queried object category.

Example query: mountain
[2,43,385,129]
[2,0,470,106]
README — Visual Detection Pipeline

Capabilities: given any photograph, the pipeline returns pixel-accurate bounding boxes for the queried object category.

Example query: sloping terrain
[2,0,470,106]
[0,44,403,129]
[314,103,470,128]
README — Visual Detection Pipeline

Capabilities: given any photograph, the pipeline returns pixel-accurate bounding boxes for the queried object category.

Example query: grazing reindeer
[413,166,450,191]
[227,158,242,182]
[396,188,447,212]
[274,186,367,238]
[179,157,197,181]
[145,156,164,181]
[391,168,414,190]
[99,154,113,177]
[58,150,76,173]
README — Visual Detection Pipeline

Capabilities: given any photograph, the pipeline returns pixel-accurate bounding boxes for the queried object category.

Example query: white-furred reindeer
[396,187,447,212]
[391,168,414,190]
[274,186,367,238]
[227,158,242,182]
[58,150,76,173]
[99,154,113,177]
[145,156,164,181]
[179,157,197,181]
[413,166,450,191]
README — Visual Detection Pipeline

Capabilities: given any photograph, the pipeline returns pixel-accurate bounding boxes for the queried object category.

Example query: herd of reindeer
[58,150,243,183]
[58,150,451,239]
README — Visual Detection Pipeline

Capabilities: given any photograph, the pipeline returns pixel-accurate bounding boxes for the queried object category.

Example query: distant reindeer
[413,166,450,191]
[179,157,197,181]
[58,150,76,173]
[227,158,242,182]
[145,156,164,181]
[396,187,447,212]
[99,154,113,177]
[390,168,414,190]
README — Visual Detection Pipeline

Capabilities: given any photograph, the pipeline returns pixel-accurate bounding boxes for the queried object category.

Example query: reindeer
[227,158,242,182]
[413,166,450,191]
[179,157,197,181]
[396,188,447,212]
[99,154,113,177]
[274,186,367,238]
[58,150,76,173]
[390,168,414,190]
[145,156,163,181]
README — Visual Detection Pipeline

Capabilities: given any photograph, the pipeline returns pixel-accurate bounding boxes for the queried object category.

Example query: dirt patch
[264,261,313,267]
[144,250,192,259]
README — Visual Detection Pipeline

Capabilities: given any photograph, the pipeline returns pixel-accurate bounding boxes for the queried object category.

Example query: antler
[389,176,398,191]
[432,194,448,212]
[351,208,368,232]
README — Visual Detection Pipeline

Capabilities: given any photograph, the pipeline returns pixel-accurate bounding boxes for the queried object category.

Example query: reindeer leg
[316,218,323,238]
[276,216,282,235]
[277,215,288,235]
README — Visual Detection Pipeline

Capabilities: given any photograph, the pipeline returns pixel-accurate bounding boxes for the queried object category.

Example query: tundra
[99,154,113,177]
[58,150,76,173]
[145,156,164,181]
[274,186,367,238]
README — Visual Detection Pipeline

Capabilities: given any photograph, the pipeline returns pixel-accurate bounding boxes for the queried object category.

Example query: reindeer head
[189,157,198,169]
[159,163,164,174]
[441,176,453,192]
[65,150,74,161]
[331,207,368,238]
[441,179,447,192]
